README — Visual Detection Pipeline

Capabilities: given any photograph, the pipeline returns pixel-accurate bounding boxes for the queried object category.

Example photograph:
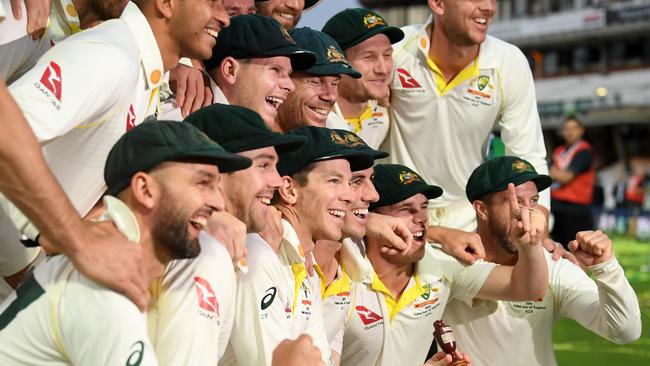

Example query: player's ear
[428,0,444,16]
[130,172,158,210]
[220,57,240,85]
[278,176,298,205]
[473,199,488,221]
[153,0,173,19]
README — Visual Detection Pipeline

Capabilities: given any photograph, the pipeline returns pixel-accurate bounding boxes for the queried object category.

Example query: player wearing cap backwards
[0,0,128,84]
[0,120,251,365]
[158,14,316,130]
[339,163,549,366]
[0,0,230,308]
[220,126,374,366]
[255,0,321,29]
[442,156,641,366]
[382,0,549,257]
[321,8,403,149]
[276,27,361,132]
[144,103,307,366]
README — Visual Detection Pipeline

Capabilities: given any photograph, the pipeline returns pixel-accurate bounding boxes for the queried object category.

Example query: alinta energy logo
[355,305,383,329]
[194,276,220,318]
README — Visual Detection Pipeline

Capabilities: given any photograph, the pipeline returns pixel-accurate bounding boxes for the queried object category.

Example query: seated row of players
[0,2,642,366]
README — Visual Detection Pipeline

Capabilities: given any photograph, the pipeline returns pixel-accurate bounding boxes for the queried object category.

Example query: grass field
[553,235,650,364]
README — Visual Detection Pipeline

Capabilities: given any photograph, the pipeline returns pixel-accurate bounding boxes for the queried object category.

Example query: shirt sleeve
[60,278,158,366]
[226,235,293,366]
[8,36,137,143]
[567,149,593,175]
[448,259,498,306]
[554,257,641,344]
[498,44,549,208]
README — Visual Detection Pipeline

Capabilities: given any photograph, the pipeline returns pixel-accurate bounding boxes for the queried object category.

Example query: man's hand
[206,211,247,266]
[508,184,543,248]
[568,230,613,268]
[11,0,50,39]
[272,334,325,366]
[427,226,485,264]
[542,237,579,265]
[423,351,472,366]
[169,63,212,117]
[65,220,149,311]
[366,212,412,255]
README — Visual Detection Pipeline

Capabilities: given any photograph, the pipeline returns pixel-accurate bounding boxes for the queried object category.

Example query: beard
[152,194,201,260]
[488,218,518,255]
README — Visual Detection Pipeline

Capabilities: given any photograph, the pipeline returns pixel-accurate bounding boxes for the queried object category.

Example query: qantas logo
[396,68,422,88]
[355,305,383,325]
[194,276,219,315]
[40,62,62,101]
[126,105,136,131]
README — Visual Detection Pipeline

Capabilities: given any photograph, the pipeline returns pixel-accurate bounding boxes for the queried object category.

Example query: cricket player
[159,14,316,129]
[221,126,374,366]
[276,27,361,131]
[443,156,642,366]
[0,120,251,365]
[322,8,404,149]
[255,0,321,29]
[339,163,549,366]
[382,0,548,253]
[224,0,255,17]
[311,129,387,362]
[146,103,306,365]
[0,0,229,303]
[0,0,128,84]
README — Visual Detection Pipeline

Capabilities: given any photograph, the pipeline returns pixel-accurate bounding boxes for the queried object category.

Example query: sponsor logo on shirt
[355,305,383,326]
[462,73,495,106]
[194,276,220,319]
[261,286,277,310]
[40,62,62,101]
[126,341,145,366]
[34,62,62,110]
[126,105,136,131]
[396,68,422,89]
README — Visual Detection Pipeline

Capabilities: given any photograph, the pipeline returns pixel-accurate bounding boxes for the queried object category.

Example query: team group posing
[0,0,642,365]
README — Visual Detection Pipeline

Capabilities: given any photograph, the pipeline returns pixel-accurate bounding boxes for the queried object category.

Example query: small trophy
[433,320,468,366]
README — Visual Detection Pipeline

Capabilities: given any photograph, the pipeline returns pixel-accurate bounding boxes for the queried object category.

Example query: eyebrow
[194,170,218,181]
[252,153,278,161]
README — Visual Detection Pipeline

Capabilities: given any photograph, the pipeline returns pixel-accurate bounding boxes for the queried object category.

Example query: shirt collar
[121,2,164,90]
[280,219,305,264]
[210,79,230,105]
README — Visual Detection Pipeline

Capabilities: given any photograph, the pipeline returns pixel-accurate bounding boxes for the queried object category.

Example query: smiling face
[374,193,429,263]
[433,0,496,47]
[150,162,225,261]
[223,0,255,16]
[342,166,379,240]
[277,72,340,131]
[255,0,305,29]
[293,159,354,243]
[171,0,231,60]
[339,34,393,103]
[226,56,295,129]
[221,147,282,232]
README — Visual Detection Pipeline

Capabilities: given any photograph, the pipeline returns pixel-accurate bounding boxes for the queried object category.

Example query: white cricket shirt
[148,231,236,365]
[2,1,163,241]
[326,100,389,150]
[221,220,331,366]
[383,16,548,231]
[339,245,496,366]
[443,252,642,366]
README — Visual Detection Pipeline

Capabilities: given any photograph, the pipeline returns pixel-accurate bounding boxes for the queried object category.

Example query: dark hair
[563,116,584,129]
